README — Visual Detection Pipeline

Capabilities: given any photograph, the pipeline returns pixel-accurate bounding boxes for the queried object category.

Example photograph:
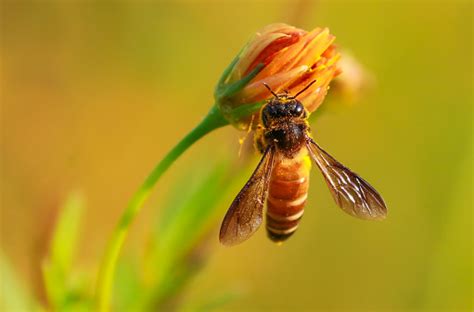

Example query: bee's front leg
[253,125,267,154]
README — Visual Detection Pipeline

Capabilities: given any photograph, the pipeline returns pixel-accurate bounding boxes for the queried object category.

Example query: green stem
[95,105,228,311]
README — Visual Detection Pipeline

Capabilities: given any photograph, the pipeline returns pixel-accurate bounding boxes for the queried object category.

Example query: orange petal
[250,27,330,83]
[230,32,290,82]
[239,65,310,103]
[293,29,335,69]
[299,69,335,113]
[243,31,304,77]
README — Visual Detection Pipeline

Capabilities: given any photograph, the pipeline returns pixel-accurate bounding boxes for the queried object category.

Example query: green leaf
[215,54,240,93]
[0,252,41,311]
[42,191,84,309]
[230,100,266,121]
[114,258,143,310]
[215,63,264,99]
[51,192,84,273]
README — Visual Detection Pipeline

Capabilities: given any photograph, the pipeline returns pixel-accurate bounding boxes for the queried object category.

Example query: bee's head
[261,98,306,127]
[261,81,315,127]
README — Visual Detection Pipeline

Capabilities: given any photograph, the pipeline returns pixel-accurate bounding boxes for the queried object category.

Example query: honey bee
[219,81,387,246]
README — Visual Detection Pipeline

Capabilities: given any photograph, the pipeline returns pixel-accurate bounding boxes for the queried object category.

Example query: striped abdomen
[266,149,311,243]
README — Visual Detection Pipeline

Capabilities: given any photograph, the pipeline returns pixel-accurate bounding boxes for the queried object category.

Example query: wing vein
[305,137,387,220]
[219,146,276,246]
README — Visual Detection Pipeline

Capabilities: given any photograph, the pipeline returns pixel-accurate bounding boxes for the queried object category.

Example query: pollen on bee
[238,137,245,157]
[303,155,312,171]
[238,133,251,157]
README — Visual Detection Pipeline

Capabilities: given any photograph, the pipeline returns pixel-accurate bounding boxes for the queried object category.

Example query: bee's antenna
[263,82,278,98]
[293,80,317,98]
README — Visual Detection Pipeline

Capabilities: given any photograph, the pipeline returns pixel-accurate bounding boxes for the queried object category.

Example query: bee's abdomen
[266,151,311,243]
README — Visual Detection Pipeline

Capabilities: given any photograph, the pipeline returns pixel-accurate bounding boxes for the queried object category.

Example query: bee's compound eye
[265,105,279,117]
[295,103,304,115]
[262,106,274,127]
[289,102,304,117]
[262,111,268,127]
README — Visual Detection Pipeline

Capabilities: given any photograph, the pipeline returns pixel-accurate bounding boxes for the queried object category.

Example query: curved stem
[95,105,228,311]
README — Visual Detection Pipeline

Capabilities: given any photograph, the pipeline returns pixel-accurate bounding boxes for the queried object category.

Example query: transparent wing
[219,147,275,246]
[306,138,387,220]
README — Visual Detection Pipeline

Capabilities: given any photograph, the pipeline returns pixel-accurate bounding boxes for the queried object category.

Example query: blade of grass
[42,191,84,309]
[114,259,143,310]
[0,252,41,311]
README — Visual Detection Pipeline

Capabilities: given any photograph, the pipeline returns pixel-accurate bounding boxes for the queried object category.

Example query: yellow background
[1,0,472,310]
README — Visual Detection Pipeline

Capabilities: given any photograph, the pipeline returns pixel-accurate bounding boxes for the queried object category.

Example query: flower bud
[215,23,341,130]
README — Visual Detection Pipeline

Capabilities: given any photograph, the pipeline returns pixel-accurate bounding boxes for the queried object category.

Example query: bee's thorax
[264,122,307,157]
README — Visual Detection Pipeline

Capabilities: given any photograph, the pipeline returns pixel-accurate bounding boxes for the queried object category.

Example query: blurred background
[1,0,472,311]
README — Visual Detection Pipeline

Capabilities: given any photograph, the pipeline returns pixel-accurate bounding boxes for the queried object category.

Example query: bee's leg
[254,125,267,154]
[238,115,257,157]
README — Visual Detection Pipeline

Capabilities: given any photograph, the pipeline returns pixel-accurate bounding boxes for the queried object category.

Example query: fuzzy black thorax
[261,96,309,158]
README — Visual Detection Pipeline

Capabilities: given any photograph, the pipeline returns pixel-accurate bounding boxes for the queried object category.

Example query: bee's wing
[306,138,387,220]
[219,146,275,246]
